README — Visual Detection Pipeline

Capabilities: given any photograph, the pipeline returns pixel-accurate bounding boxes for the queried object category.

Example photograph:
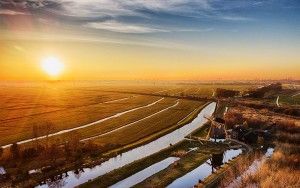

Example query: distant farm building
[214,88,240,98]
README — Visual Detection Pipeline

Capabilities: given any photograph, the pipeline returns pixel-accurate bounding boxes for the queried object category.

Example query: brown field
[22,97,184,147]
[89,99,203,146]
[219,105,300,188]
[0,82,212,187]
[0,82,254,147]
[0,82,217,148]
[3,81,298,188]
[0,91,161,146]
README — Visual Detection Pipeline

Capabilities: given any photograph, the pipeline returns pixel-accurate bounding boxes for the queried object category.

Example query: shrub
[224,111,244,128]
[22,148,39,159]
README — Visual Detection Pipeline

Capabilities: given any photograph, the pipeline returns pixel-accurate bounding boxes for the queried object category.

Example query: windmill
[205,116,228,141]
[205,116,254,152]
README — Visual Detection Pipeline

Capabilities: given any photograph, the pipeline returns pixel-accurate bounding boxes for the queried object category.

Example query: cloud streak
[55,0,212,17]
[0,9,27,15]
[0,0,258,33]
[85,20,168,33]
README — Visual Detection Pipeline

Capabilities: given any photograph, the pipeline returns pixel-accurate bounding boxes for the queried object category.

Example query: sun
[41,57,64,77]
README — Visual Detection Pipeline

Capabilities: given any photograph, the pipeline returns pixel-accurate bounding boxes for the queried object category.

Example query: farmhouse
[229,124,258,144]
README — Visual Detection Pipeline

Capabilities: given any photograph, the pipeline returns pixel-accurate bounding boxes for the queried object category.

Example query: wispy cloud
[175,28,214,32]
[0,0,258,34]
[0,9,27,15]
[0,0,61,10]
[55,0,212,17]
[84,20,214,34]
[221,16,254,21]
[13,45,26,53]
[85,20,167,33]
[0,29,191,50]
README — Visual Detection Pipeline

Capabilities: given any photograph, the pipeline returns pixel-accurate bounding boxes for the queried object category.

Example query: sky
[0,0,300,81]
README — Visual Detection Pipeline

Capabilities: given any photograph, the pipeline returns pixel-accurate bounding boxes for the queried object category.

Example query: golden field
[0,82,188,147]
[0,81,254,147]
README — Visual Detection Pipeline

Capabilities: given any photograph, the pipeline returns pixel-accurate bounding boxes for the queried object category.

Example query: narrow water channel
[38,102,217,188]
[167,149,243,188]
[110,157,179,188]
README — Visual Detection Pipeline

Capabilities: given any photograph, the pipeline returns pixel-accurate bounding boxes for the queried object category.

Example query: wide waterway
[38,102,217,188]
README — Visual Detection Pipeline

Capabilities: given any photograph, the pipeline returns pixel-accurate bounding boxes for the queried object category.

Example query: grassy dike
[134,142,228,188]
[103,101,211,157]
[79,141,189,188]
[80,140,228,188]
[135,150,211,188]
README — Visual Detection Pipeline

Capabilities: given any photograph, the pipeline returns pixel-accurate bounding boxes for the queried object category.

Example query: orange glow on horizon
[0,39,299,81]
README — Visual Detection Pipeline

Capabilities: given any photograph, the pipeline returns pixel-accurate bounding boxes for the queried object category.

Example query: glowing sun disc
[41,57,64,76]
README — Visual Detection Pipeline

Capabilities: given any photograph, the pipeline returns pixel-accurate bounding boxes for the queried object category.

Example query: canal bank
[35,102,216,187]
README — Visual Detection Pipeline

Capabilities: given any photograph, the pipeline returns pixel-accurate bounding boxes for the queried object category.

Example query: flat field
[89,99,204,146]
[0,81,261,188]
[0,82,198,148]
[0,86,159,146]
[0,81,253,148]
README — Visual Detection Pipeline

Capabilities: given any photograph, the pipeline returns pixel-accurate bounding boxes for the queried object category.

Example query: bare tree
[64,131,81,159]
[32,124,40,150]
[10,143,20,160]
[49,142,59,164]
[43,121,54,151]
[0,147,3,158]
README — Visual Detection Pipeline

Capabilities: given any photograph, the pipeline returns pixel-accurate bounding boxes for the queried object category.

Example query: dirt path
[81,100,180,141]
[1,98,164,149]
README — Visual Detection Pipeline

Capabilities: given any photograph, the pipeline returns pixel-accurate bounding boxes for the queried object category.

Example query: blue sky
[0,0,300,80]
[1,0,299,40]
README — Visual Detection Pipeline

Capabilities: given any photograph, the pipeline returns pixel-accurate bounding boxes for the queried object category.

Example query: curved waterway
[38,102,216,188]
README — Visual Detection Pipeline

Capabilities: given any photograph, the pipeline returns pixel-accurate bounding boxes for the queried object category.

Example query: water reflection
[110,157,179,188]
[167,149,242,188]
[211,152,224,169]
[73,169,84,179]
[227,148,274,188]
[38,102,216,188]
